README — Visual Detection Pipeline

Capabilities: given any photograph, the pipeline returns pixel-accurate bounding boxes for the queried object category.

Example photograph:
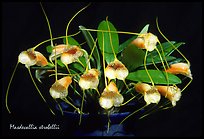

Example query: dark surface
[1,2,203,137]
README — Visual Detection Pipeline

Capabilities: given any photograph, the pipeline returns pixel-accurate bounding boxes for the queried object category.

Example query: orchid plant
[5,3,193,129]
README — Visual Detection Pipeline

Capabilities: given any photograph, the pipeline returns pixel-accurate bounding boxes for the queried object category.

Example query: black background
[1,2,203,137]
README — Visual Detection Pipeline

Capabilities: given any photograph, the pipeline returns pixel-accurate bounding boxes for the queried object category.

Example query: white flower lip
[144,88,161,105]
[99,82,124,109]
[79,69,100,90]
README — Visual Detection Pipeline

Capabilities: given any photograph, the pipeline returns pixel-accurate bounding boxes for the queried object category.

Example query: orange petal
[105,81,119,93]
[57,76,72,89]
[134,82,152,94]
[35,51,48,67]
[131,37,145,49]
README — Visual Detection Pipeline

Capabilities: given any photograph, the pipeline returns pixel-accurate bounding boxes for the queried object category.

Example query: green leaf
[126,70,181,85]
[121,44,145,71]
[63,37,80,46]
[97,20,119,63]
[118,24,149,53]
[46,45,53,53]
[79,25,101,70]
[70,62,85,73]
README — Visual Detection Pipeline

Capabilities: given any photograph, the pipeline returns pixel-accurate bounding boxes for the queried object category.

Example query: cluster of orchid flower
[5,4,192,125]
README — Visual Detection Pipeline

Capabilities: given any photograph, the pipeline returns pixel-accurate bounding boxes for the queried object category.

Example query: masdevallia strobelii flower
[5,3,192,128]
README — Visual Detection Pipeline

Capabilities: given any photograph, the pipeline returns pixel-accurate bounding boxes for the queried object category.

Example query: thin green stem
[144,51,154,86]
[28,67,55,115]
[121,95,136,106]
[158,40,170,69]
[40,3,54,47]
[120,105,147,124]
[85,38,98,71]
[65,3,91,46]
[54,48,58,81]
[79,90,85,125]
[80,28,140,36]
[102,32,108,87]
[5,62,19,114]
[156,18,190,66]
[32,32,80,50]
[181,78,192,93]
[54,99,64,116]
[63,98,80,113]
[155,48,169,87]
[106,17,117,59]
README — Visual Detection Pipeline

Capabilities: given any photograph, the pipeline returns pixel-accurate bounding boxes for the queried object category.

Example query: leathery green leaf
[126,70,181,84]
[121,44,145,71]
[97,20,119,64]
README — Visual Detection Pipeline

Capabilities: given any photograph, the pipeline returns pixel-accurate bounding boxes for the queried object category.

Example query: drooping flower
[131,33,158,52]
[134,82,161,105]
[156,85,181,107]
[105,59,129,81]
[18,48,48,68]
[99,82,124,109]
[78,68,100,90]
[61,45,84,65]
[49,76,72,99]
[49,44,68,61]
[165,62,192,79]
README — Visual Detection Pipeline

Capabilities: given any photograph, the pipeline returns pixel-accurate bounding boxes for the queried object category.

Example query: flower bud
[165,62,192,79]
